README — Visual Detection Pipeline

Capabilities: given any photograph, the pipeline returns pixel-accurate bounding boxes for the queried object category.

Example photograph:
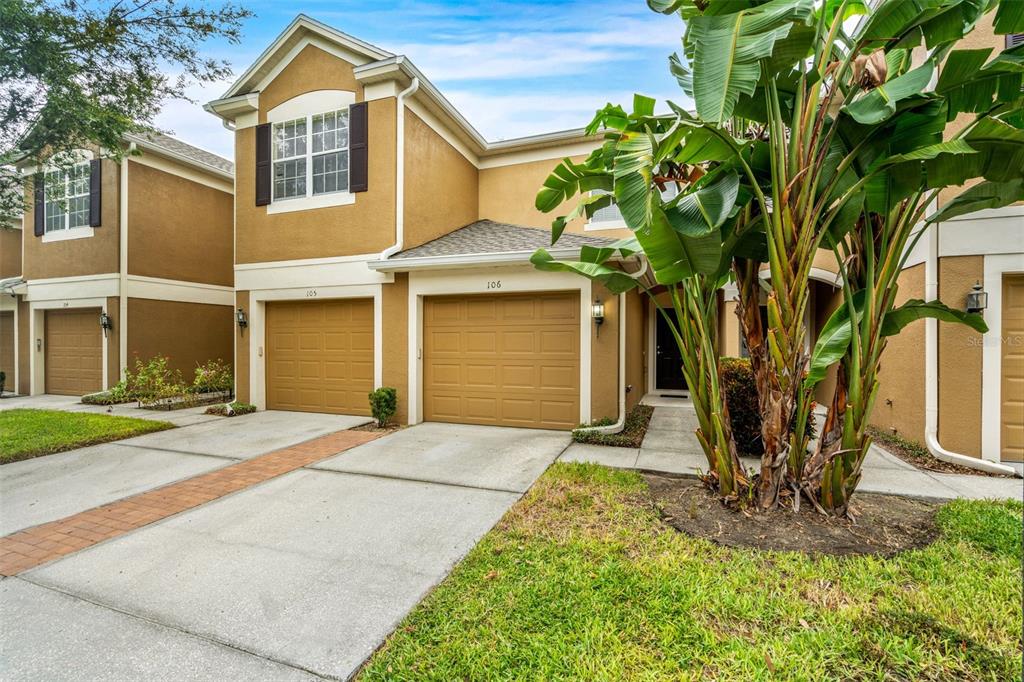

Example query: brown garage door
[0,311,14,389]
[423,291,580,430]
[46,308,102,396]
[1002,274,1024,463]
[266,298,373,416]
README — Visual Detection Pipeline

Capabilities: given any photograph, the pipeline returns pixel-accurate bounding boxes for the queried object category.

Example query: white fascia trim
[25,274,120,302]
[478,140,600,170]
[127,154,233,193]
[405,266,592,426]
[246,284,384,410]
[220,15,391,100]
[125,276,234,306]
[981,253,1024,463]
[937,206,1024,257]
[368,248,592,272]
[235,253,382,270]
[125,135,233,183]
[41,226,94,243]
[235,257,392,292]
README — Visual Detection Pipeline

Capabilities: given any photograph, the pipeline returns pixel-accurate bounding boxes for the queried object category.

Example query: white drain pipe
[576,292,627,435]
[381,75,420,260]
[924,223,1017,476]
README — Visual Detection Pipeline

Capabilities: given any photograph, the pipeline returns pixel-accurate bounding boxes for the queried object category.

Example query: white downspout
[381,76,420,260]
[924,222,1017,476]
[576,292,627,435]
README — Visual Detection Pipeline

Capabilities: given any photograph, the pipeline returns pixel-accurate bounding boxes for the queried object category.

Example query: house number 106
[486,281,501,289]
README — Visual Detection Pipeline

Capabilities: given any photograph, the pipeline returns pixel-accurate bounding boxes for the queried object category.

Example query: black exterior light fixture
[592,299,605,336]
[966,281,988,314]
[236,307,249,335]
[99,311,113,337]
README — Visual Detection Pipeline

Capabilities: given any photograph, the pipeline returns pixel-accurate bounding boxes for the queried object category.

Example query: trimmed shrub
[720,357,762,456]
[369,387,398,427]
[127,356,187,405]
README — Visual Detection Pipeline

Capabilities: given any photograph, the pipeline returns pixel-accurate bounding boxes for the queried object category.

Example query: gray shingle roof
[131,132,234,175]
[392,220,614,260]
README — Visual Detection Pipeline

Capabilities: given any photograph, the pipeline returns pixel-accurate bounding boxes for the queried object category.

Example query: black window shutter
[88,158,102,227]
[349,102,368,193]
[33,173,44,237]
[255,123,272,206]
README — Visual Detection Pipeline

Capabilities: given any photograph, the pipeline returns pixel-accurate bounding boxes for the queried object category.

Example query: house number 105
[306,289,317,297]
[486,281,501,289]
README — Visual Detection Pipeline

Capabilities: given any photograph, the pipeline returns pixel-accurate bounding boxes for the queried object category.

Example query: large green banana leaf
[927,178,1024,222]
[936,47,1024,117]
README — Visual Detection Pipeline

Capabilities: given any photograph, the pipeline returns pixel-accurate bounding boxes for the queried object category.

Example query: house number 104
[486,281,501,289]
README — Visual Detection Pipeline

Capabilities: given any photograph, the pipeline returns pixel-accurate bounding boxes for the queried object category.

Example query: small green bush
[720,357,762,456]
[192,359,233,394]
[369,387,398,427]
[125,356,187,405]
[205,401,256,417]
[573,404,654,448]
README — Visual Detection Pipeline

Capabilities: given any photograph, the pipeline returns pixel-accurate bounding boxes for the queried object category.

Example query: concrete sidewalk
[0,393,222,427]
[561,404,1024,502]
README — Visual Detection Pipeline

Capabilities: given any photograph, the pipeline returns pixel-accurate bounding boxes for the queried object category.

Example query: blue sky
[156,0,691,159]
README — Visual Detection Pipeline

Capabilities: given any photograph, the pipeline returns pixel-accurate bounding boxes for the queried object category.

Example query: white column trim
[119,156,129,376]
[981,254,1024,463]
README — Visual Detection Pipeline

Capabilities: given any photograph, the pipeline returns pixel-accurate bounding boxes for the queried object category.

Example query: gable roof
[221,15,393,100]
[127,132,234,177]
[206,15,595,159]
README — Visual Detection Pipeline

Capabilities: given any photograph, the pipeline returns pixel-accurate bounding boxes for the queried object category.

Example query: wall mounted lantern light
[236,307,249,335]
[592,299,605,336]
[966,281,988,314]
[99,311,113,337]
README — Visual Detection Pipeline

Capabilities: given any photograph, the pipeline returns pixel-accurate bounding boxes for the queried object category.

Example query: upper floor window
[272,108,349,202]
[44,162,90,233]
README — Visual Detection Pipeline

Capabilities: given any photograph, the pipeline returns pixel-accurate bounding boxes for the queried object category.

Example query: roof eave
[367,248,597,272]
[125,134,234,181]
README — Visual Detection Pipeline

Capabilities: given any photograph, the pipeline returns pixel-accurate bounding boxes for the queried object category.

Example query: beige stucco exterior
[1,226,20,279]
[127,298,233,380]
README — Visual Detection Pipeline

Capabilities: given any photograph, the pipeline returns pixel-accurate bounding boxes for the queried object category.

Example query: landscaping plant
[533,0,1023,514]
[368,387,398,427]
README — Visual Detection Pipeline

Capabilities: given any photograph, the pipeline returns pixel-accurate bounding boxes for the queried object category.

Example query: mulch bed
[353,422,405,434]
[645,473,941,557]
[867,427,1011,478]
[572,404,655,448]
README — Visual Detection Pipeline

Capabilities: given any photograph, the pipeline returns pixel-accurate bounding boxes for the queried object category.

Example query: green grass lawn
[0,409,174,464]
[359,463,1023,681]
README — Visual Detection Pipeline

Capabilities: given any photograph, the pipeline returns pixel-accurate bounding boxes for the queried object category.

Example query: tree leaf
[927,178,1024,223]
[842,62,934,124]
[881,299,988,336]
[804,290,865,389]
[664,171,740,236]
[530,249,640,294]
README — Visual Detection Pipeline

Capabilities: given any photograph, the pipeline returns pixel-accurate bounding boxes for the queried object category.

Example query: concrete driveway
[1,420,568,681]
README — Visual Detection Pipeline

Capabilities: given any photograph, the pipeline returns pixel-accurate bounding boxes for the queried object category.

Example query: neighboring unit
[0,134,235,397]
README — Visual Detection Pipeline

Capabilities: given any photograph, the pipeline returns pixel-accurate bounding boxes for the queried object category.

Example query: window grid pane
[312,150,348,195]
[43,164,90,232]
[273,117,307,160]
[273,158,307,199]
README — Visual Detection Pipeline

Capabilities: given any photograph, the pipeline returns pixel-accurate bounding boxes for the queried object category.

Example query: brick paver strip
[0,429,379,576]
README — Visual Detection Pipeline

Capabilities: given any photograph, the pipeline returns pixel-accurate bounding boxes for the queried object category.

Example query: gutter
[380,76,420,260]
[574,292,627,435]
[923,222,1018,476]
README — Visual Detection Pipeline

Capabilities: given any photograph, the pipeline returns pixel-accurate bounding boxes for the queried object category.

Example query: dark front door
[655,313,687,391]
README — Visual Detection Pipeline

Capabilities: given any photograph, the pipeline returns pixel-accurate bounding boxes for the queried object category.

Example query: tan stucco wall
[590,282,620,422]
[127,161,233,286]
[106,295,120,388]
[235,291,250,403]
[23,158,120,280]
[1,227,20,279]
[625,289,646,409]
[478,156,632,241]
[235,45,397,264]
[720,298,741,357]
[18,298,29,394]
[127,298,233,380]
[404,111,478,249]
[937,255,985,456]
[871,264,927,442]
[382,274,409,423]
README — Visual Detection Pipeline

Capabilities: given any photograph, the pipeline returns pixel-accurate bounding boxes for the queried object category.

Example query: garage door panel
[266,299,373,416]
[45,308,103,396]
[1002,275,1024,462]
[423,292,580,430]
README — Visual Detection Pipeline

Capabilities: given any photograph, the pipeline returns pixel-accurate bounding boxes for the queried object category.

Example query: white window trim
[42,152,95,239]
[266,90,357,215]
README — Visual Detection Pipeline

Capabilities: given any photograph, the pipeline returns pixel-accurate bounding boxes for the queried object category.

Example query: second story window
[44,163,90,233]
[273,108,349,202]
